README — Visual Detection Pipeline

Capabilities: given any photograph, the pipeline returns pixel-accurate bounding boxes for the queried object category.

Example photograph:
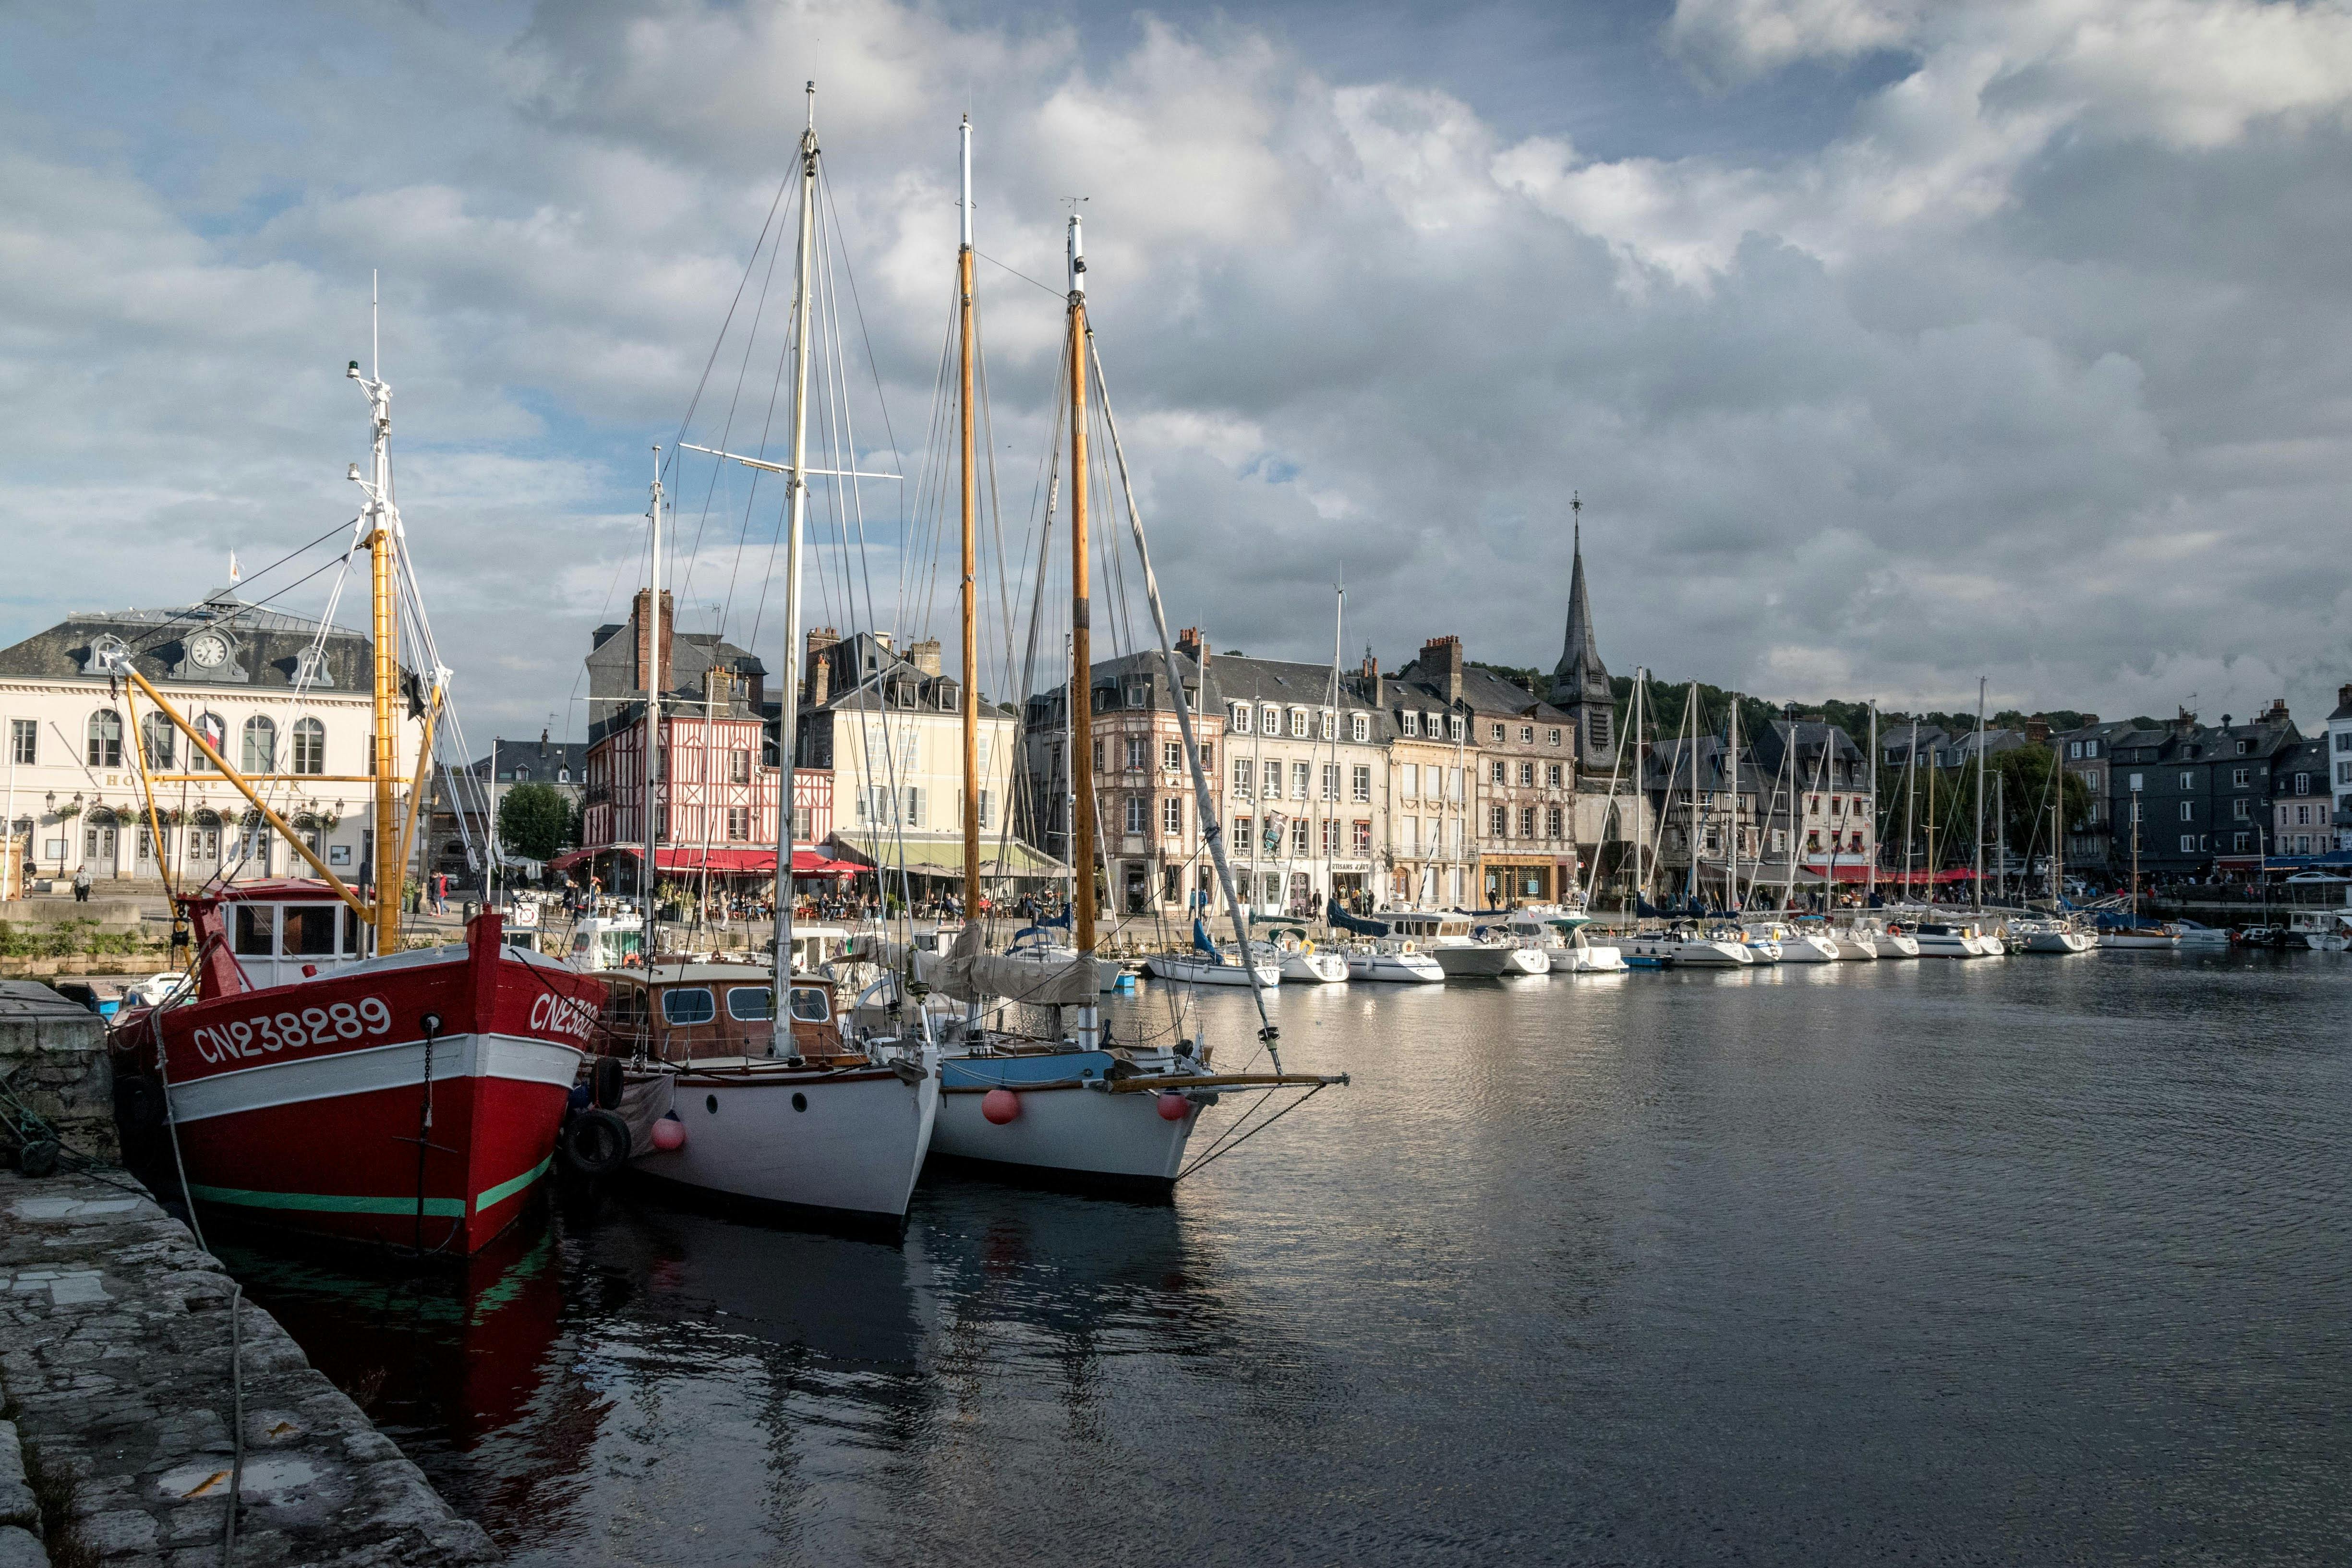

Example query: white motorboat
[1558,926,1629,972]
[1342,941,1447,983]
[1256,924,1349,983]
[1385,913,1547,977]
[2173,919,2233,949]
[1621,927,1752,967]
[2288,910,2352,952]
[603,965,939,1231]
[1862,921,1921,958]
[1740,931,1784,964]
[1911,920,1999,957]
[1744,921,1837,963]
[1821,926,1880,960]
[2010,917,2096,953]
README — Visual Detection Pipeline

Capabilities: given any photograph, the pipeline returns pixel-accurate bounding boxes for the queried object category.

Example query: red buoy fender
[1156,1091,1190,1122]
[982,1087,1021,1125]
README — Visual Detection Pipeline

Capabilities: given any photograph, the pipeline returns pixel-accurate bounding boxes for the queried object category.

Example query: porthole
[791,1092,808,1112]
[705,1094,718,1114]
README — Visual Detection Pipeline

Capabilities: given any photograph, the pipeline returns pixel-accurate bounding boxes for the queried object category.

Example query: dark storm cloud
[1,0,2348,742]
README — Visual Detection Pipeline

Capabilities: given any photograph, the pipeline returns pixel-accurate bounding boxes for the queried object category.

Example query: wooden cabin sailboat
[108,332,603,1255]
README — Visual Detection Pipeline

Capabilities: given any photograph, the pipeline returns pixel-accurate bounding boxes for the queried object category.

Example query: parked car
[2283,871,2350,884]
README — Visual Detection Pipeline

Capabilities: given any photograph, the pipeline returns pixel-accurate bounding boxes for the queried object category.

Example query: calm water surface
[239,952,2352,1565]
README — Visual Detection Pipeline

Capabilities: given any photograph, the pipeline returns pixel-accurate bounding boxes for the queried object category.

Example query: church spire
[1549,493,1615,765]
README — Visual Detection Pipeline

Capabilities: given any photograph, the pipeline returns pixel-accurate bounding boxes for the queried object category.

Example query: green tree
[498,782,574,863]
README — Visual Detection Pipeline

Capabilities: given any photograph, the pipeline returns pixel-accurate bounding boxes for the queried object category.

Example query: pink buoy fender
[1156,1091,1190,1122]
[651,1115,687,1152]
[982,1088,1021,1125]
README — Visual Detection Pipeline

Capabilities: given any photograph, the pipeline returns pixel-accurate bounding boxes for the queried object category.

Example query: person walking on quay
[72,864,92,903]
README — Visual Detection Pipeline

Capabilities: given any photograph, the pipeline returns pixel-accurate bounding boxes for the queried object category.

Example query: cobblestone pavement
[0,1169,496,1567]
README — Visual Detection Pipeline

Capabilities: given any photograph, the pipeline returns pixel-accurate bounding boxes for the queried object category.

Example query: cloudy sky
[4,0,2349,745]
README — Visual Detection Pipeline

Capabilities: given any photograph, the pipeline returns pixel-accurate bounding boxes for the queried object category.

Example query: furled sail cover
[933,919,1101,1005]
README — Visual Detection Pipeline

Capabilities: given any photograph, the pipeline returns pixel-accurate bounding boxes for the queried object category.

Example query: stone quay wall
[0,1169,498,1567]
[0,982,118,1169]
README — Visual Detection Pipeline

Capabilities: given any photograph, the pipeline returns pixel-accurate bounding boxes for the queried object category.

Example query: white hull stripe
[166,1032,582,1125]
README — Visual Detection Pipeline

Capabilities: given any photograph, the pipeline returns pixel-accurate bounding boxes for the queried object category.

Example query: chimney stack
[1176,627,1207,675]
[2262,696,2291,724]
[804,627,838,707]
[2025,717,2049,745]
[1422,635,1465,705]
[632,588,675,697]
[909,638,943,678]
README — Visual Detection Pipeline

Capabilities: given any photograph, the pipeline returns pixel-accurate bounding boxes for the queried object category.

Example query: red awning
[552,845,861,878]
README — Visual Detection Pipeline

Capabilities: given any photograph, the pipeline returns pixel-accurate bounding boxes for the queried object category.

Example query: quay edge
[0,979,496,1567]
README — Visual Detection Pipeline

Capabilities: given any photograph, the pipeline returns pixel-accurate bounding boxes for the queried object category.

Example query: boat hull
[1870,933,1920,958]
[1826,933,1880,960]
[1279,952,1350,984]
[1433,944,1548,978]
[2022,931,2096,953]
[1144,956,1283,988]
[145,933,596,1255]
[622,1061,937,1229]
[931,1052,1199,1190]
[1345,951,1447,983]
[2098,933,2180,950]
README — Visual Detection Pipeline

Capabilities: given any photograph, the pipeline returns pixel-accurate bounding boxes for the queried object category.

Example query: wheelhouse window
[662,988,718,1026]
[233,904,274,956]
[86,709,123,768]
[726,986,774,1022]
[790,987,830,1022]
[282,904,337,957]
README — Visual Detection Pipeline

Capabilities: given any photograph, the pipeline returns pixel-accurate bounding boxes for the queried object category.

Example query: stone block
[0,1524,49,1568]
[0,1422,32,1529]
[79,1508,157,1554]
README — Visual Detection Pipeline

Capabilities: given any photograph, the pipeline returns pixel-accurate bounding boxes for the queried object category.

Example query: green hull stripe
[187,1183,466,1218]
[475,1155,553,1213]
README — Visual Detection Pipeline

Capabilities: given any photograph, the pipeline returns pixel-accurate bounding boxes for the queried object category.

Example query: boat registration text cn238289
[191,998,392,1065]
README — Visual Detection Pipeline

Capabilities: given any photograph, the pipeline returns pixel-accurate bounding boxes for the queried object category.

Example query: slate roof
[0,599,384,692]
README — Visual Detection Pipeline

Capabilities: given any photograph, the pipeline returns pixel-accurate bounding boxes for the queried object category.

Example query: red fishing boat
[115,883,601,1254]
[103,331,604,1255]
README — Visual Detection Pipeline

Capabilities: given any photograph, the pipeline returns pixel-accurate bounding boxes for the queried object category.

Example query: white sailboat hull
[1870,931,1920,958]
[1560,944,1628,972]
[930,1081,1198,1184]
[626,1060,938,1226]
[1433,943,1549,977]
[1345,950,1447,983]
[1826,932,1879,960]
[1279,952,1350,984]
[1145,955,1284,988]
[2099,932,2180,950]
[2023,930,2096,953]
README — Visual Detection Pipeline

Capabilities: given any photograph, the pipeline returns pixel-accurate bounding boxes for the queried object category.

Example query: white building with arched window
[0,598,423,894]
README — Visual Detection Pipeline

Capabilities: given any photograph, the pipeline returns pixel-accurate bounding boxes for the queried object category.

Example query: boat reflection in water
[235,1182,1294,1565]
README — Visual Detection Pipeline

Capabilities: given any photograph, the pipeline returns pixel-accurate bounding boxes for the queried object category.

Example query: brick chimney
[632,589,675,696]
[803,627,838,707]
[1176,626,1207,676]
[2173,706,2198,736]
[2340,684,2352,712]
[1360,649,1383,708]
[2262,696,2290,724]
[909,638,943,677]
[1421,635,1465,705]
[2025,717,2049,745]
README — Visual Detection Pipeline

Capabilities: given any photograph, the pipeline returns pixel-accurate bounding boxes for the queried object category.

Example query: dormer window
[1448,716,1464,742]
[1288,708,1309,739]
[1351,713,1370,743]
[1401,711,1419,737]
[1230,703,1252,735]
[1319,711,1336,742]
[1124,680,1149,708]
[558,767,570,784]
[937,682,958,712]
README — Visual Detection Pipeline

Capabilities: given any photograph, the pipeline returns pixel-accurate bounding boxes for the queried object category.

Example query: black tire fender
[561,1108,631,1179]
[591,1055,625,1111]
[115,1074,168,1136]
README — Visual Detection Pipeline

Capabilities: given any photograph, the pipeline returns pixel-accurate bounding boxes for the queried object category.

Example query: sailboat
[924,125,1336,1190]
[594,87,939,1230]
[106,313,604,1255]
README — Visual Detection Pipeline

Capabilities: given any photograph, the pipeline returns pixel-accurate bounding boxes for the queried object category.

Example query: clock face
[189,633,228,669]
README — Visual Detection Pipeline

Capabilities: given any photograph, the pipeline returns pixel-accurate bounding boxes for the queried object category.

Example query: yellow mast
[1067,214,1096,961]
[353,322,405,954]
[958,117,981,923]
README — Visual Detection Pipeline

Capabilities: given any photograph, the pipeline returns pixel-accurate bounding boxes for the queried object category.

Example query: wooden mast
[355,285,404,955]
[1067,213,1096,961]
[958,117,981,926]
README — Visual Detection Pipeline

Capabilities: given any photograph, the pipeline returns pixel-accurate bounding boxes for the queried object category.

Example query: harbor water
[236,951,2351,1565]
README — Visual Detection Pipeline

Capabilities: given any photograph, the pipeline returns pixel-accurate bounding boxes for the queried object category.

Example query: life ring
[561,1109,631,1178]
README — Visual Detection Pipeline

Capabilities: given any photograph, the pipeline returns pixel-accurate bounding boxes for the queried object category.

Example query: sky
[3,0,2350,748]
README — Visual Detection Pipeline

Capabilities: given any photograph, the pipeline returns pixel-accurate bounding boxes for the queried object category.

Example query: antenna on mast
[371,269,379,381]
